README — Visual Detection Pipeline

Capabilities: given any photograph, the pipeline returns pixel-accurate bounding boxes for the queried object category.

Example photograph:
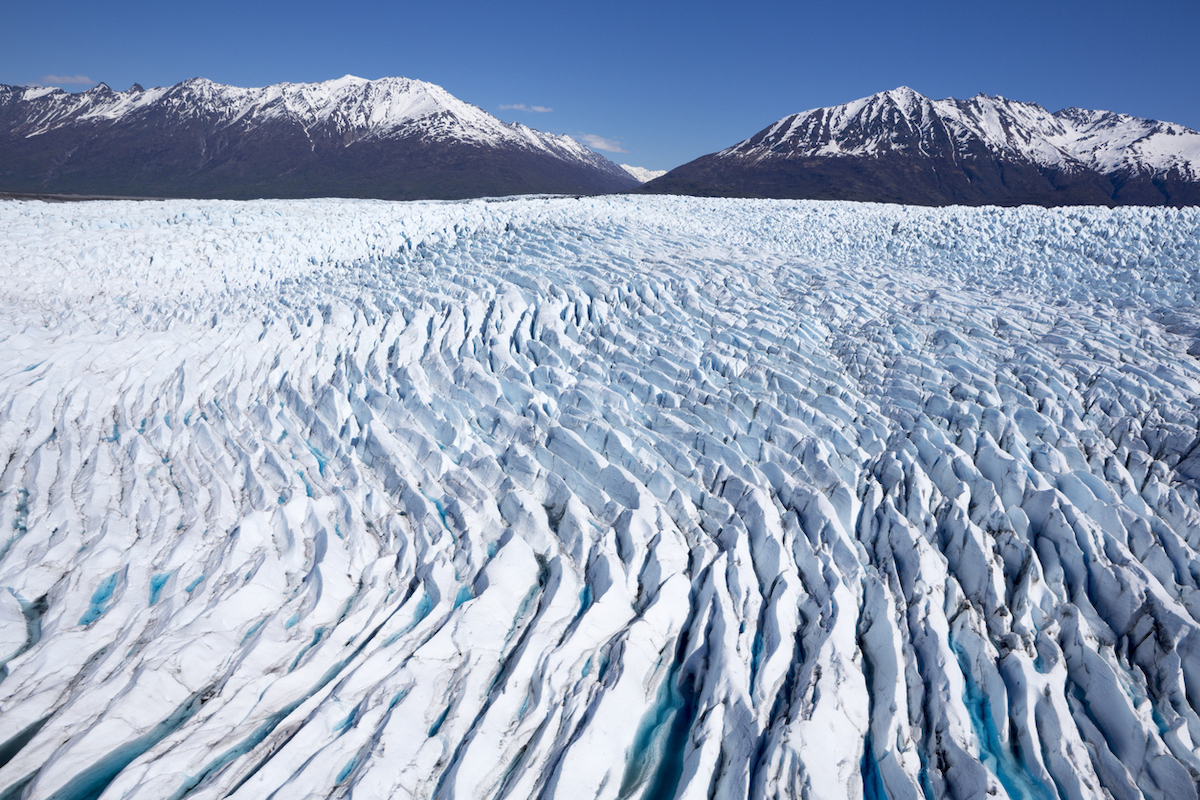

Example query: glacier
[2,195,1200,799]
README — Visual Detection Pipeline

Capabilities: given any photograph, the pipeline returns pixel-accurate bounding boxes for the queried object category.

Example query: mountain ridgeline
[641,87,1200,206]
[0,76,639,200]
[3,80,1198,205]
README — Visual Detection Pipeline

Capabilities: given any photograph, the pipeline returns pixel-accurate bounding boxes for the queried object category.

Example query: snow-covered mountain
[619,164,667,183]
[4,194,1200,799]
[643,87,1200,205]
[0,76,638,199]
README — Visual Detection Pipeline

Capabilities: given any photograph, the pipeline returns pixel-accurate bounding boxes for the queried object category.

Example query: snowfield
[2,195,1200,800]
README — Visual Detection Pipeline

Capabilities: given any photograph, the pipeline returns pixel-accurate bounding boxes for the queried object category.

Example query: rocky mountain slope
[0,76,638,199]
[3,195,1200,798]
[641,87,1200,206]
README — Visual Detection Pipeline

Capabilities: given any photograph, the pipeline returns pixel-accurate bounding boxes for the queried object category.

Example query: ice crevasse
[1,195,1200,799]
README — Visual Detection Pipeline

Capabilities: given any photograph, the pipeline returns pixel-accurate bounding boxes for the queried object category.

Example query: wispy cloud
[39,74,97,86]
[579,134,627,153]
[499,103,553,113]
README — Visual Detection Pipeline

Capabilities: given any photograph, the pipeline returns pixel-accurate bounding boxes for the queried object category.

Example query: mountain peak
[0,75,638,199]
[649,89,1200,206]
[880,85,922,102]
[725,88,1199,173]
[325,74,369,87]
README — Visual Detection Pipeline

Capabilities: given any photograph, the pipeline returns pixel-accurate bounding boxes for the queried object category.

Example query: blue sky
[6,0,1198,171]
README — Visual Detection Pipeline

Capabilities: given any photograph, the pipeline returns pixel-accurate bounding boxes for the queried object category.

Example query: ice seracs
[2,195,1200,799]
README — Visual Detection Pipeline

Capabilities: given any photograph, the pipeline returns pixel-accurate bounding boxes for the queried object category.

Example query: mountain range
[641,86,1200,206]
[3,80,1199,206]
[0,76,639,200]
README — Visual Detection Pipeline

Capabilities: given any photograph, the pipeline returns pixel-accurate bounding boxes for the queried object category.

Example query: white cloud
[39,74,97,86]
[499,103,553,113]
[579,134,627,153]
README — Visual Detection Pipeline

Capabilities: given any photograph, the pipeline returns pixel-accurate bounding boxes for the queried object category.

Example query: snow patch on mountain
[619,164,667,183]
[1057,107,1200,178]
[723,86,1200,180]
[2,76,618,171]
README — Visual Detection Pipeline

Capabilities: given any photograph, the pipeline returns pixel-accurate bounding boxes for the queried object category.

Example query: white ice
[1,195,1200,800]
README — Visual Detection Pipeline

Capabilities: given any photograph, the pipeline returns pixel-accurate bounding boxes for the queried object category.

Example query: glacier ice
[1,195,1200,799]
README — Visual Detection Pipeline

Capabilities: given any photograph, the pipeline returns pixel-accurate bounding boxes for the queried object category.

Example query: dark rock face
[641,88,1200,206]
[0,78,638,200]
[641,153,1121,206]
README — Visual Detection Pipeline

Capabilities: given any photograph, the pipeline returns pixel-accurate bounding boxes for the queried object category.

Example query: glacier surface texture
[3,196,1200,800]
